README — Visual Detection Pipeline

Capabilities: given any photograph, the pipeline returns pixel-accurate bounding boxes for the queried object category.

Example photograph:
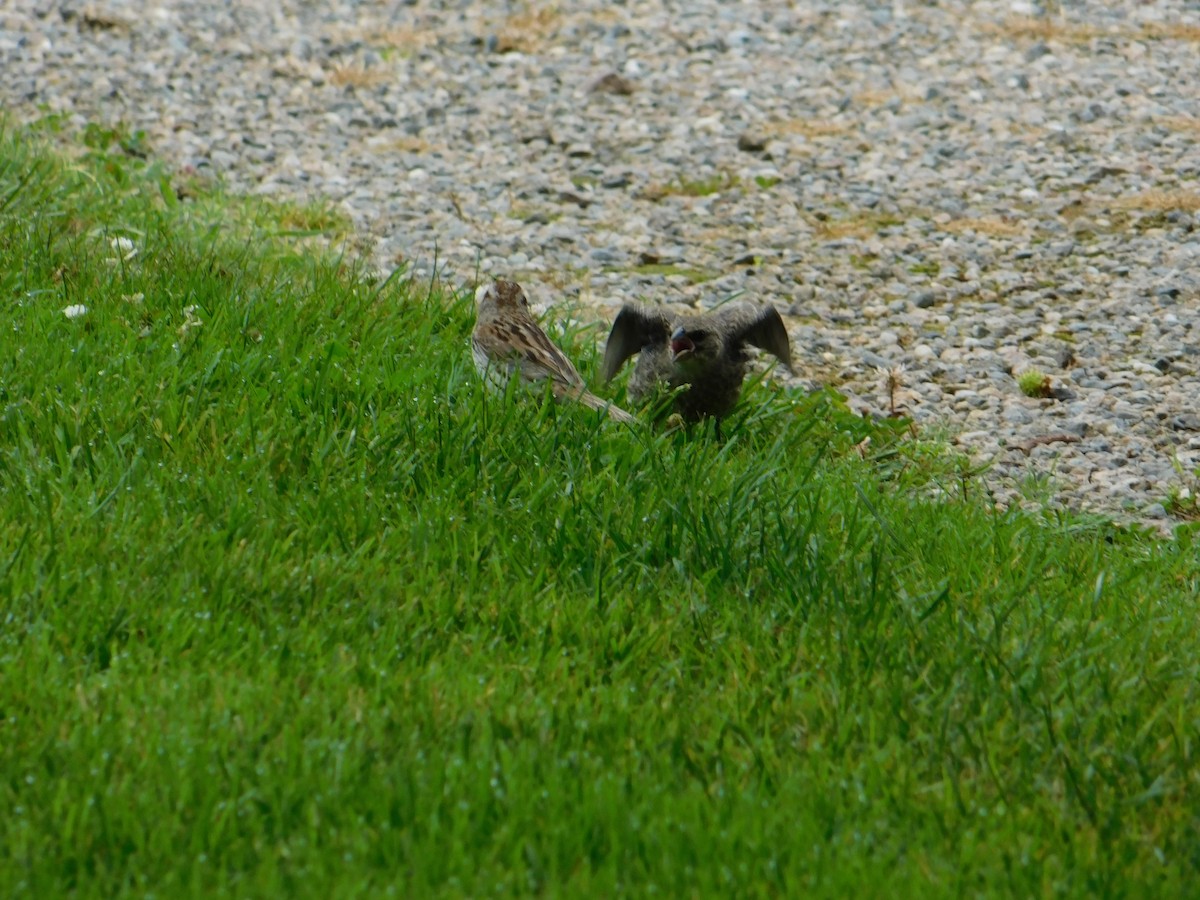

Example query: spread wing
[717,304,793,372]
[600,304,672,382]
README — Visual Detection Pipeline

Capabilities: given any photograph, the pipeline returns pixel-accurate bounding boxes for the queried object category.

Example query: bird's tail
[567,387,637,424]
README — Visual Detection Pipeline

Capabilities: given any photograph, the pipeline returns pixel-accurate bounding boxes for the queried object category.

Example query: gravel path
[6,0,1200,529]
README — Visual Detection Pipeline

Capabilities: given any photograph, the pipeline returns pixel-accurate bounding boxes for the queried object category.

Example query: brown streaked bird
[472,279,636,424]
[601,302,793,428]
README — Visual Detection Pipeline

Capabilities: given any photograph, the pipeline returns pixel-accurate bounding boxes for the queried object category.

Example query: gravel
[5,0,1200,529]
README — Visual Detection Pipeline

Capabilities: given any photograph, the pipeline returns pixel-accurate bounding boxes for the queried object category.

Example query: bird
[600,302,793,429]
[472,279,636,424]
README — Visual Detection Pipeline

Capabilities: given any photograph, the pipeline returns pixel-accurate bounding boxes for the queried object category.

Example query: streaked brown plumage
[601,302,793,425]
[472,279,635,424]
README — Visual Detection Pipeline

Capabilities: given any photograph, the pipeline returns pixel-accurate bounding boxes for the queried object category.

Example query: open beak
[670,326,695,361]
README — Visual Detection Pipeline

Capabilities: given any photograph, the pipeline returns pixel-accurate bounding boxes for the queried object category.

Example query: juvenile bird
[472,279,635,424]
[600,302,793,428]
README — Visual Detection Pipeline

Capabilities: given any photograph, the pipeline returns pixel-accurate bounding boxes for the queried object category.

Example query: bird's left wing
[719,304,794,372]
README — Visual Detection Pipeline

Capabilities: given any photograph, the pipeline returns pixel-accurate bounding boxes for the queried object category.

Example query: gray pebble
[737,130,768,153]
[1172,414,1200,432]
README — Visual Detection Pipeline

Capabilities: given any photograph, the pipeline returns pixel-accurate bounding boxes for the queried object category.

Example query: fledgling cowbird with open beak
[472,279,635,424]
[600,302,793,429]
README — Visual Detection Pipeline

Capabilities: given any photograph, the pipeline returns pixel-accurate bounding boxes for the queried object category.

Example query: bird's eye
[690,329,710,342]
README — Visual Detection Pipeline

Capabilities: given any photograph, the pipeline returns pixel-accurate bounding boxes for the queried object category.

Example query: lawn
[2,122,1199,897]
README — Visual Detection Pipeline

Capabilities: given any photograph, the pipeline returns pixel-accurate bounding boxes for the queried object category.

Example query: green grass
[1165,460,1200,521]
[674,171,738,197]
[1017,369,1053,399]
[3,123,1200,897]
[647,171,740,200]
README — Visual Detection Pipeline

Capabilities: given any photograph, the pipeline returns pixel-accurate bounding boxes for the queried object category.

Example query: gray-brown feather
[714,304,794,373]
[600,306,671,383]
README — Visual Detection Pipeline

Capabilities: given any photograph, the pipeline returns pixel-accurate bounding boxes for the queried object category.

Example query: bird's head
[669,323,722,372]
[475,279,531,320]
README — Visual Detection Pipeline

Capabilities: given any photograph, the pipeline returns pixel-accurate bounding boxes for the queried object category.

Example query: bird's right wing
[600,304,672,382]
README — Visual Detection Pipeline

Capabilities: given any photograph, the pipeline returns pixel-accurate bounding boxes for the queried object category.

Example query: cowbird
[472,279,635,424]
[600,302,792,428]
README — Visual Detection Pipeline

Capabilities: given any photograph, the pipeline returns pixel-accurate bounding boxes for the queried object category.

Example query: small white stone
[912,344,936,360]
